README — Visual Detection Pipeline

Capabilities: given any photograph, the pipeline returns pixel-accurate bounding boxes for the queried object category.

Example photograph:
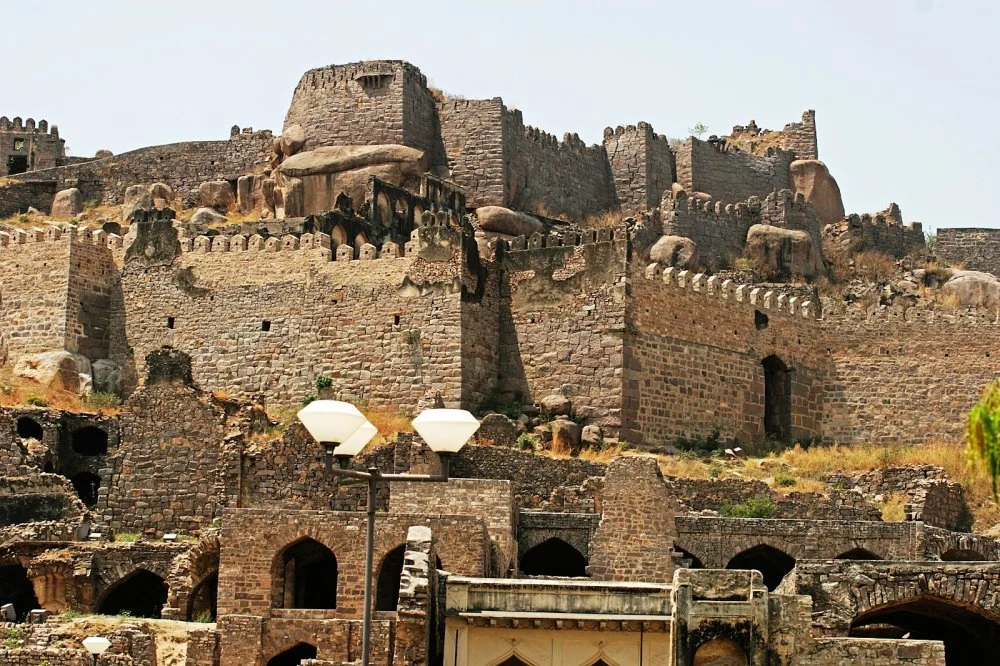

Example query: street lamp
[297,401,479,666]
[82,636,111,666]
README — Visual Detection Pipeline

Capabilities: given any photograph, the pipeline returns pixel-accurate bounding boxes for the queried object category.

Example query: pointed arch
[519,537,588,577]
[97,569,167,618]
[488,653,536,666]
[271,537,337,610]
[187,571,218,621]
[675,546,704,569]
[693,638,748,666]
[267,642,317,666]
[835,547,881,561]
[726,544,795,591]
[330,224,347,247]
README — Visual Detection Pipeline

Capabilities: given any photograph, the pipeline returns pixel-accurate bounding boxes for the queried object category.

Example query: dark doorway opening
[71,427,109,456]
[274,538,338,609]
[519,538,588,577]
[98,569,167,618]
[6,155,28,175]
[726,544,795,591]
[762,355,791,441]
[70,471,100,507]
[941,549,986,562]
[267,643,318,666]
[16,417,43,440]
[849,595,1000,665]
[187,572,218,622]
[375,545,405,611]
[496,657,532,666]
[835,547,882,560]
[675,546,704,569]
[0,564,41,621]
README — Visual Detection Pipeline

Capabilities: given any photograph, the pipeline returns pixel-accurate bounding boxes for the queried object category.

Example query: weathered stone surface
[279,123,306,157]
[539,393,572,415]
[92,358,123,395]
[476,206,544,237]
[941,270,1000,308]
[475,413,520,448]
[649,235,699,269]
[745,223,824,280]
[198,180,234,211]
[581,424,603,447]
[190,207,226,226]
[148,182,174,208]
[550,419,581,454]
[277,144,426,178]
[13,350,92,393]
[790,159,845,225]
[122,185,154,220]
[50,188,82,218]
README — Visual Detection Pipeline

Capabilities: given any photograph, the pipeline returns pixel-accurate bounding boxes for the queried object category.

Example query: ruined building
[0,60,998,666]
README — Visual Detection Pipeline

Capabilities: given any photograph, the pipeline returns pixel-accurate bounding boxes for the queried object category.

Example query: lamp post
[298,401,479,666]
[82,636,111,666]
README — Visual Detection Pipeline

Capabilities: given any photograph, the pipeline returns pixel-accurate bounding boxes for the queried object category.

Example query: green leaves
[966,379,1000,501]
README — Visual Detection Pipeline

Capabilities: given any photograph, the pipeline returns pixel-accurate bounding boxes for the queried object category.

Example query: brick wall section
[100,383,234,535]
[675,138,793,202]
[659,192,755,267]
[0,117,66,176]
[460,246,501,410]
[588,456,677,583]
[802,638,944,665]
[64,239,117,359]
[0,180,58,217]
[0,233,72,359]
[499,234,627,432]
[5,131,272,207]
[437,98,507,208]
[603,122,674,214]
[937,227,1000,275]
[780,110,818,160]
[184,628,220,666]
[625,263,825,447]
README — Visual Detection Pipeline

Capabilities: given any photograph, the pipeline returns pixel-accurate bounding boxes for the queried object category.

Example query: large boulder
[279,124,306,157]
[91,359,123,395]
[745,224,824,280]
[790,160,845,225]
[278,144,427,177]
[476,206,544,237]
[475,413,521,448]
[539,393,572,416]
[51,188,83,218]
[941,271,1000,308]
[649,235,699,269]
[550,419,582,455]
[148,183,174,209]
[198,181,235,211]
[14,351,92,394]
[123,185,154,221]
[190,207,227,226]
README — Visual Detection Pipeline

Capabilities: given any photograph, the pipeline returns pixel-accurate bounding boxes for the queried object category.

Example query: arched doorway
[375,545,405,611]
[835,547,881,560]
[70,471,101,507]
[267,643,317,666]
[16,417,43,440]
[71,426,108,455]
[693,638,748,666]
[0,564,41,620]
[273,538,337,610]
[519,538,588,577]
[726,544,795,591]
[941,549,986,562]
[98,569,167,618]
[675,546,704,569]
[849,595,1000,665]
[187,571,218,622]
[762,355,791,441]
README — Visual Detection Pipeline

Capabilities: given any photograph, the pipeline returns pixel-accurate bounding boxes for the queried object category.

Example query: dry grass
[853,251,898,283]
[880,491,908,521]
[361,404,413,443]
[581,209,623,229]
[0,367,121,414]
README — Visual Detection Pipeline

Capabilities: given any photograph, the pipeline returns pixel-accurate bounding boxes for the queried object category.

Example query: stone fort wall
[0,116,65,177]
[674,137,793,203]
[603,122,674,215]
[937,227,1000,275]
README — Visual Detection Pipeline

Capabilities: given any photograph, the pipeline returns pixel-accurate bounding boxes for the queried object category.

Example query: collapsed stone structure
[0,59,997,666]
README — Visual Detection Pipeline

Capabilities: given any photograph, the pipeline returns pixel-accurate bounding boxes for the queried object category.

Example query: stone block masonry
[0,116,66,177]
[937,227,1000,275]
[603,122,674,215]
[675,136,793,203]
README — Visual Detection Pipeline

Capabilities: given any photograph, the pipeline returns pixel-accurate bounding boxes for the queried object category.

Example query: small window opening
[72,426,109,456]
[261,320,271,332]
[755,310,769,330]
[16,417,43,440]
[13,139,25,151]
[393,315,401,326]
[6,155,28,175]
[167,316,175,329]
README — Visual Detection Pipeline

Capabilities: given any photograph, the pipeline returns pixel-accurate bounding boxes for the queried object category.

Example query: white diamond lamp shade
[83,636,111,655]
[412,409,480,453]
[297,400,367,444]
[334,420,378,457]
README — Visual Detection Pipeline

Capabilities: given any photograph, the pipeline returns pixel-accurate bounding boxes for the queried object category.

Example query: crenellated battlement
[293,59,427,93]
[502,226,622,253]
[0,224,122,250]
[642,263,820,320]
[0,116,58,136]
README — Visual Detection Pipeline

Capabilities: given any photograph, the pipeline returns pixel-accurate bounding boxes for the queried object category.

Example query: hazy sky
[1,0,995,229]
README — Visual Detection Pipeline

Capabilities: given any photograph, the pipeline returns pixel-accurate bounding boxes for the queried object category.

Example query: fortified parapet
[0,116,66,176]
[659,191,759,268]
[674,136,794,204]
[824,203,925,259]
[936,228,1000,275]
[603,122,674,215]
[727,109,818,160]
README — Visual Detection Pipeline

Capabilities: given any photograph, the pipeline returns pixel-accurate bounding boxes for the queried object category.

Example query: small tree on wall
[966,379,1000,500]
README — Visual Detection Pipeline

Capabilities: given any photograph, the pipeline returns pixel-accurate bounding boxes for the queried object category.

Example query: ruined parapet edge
[0,224,121,250]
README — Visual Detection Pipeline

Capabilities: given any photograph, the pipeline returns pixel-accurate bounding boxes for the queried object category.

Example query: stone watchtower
[0,116,66,176]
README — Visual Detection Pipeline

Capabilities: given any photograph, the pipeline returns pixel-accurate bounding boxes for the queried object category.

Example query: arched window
[70,471,101,507]
[187,571,218,622]
[273,538,338,610]
[16,417,43,441]
[267,643,318,666]
[98,569,167,618]
[375,545,405,611]
[330,224,348,247]
[941,548,986,562]
[726,544,795,591]
[850,595,1000,664]
[835,547,881,560]
[762,355,791,441]
[693,638,748,666]
[519,538,588,577]
[71,426,108,456]
[0,564,41,621]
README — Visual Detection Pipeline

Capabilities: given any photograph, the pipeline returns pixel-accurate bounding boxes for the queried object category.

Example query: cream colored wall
[444,619,671,666]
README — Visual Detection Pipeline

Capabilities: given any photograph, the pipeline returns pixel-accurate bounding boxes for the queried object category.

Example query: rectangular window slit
[167,316,175,329]
[261,320,271,331]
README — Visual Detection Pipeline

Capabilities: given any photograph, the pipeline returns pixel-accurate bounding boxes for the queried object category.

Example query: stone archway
[267,642,317,666]
[97,569,168,618]
[519,537,588,577]
[71,426,108,455]
[726,544,794,591]
[849,595,1000,665]
[940,548,986,561]
[835,547,881,560]
[375,544,405,611]
[16,417,43,440]
[187,571,218,621]
[0,564,41,620]
[272,538,338,610]
[693,638,748,666]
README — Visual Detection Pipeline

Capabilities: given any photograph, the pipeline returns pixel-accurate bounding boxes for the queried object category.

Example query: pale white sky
[1,0,995,229]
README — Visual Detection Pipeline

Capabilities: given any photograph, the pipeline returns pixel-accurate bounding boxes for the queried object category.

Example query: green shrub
[16,213,28,223]
[405,329,421,345]
[114,532,142,543]
[708,463,722,479]
[25,393,49,407]
[774,472,797,487]
[302,394,317,407]
[721,495,777,519]
[193,610,214,623]
[516,433,539,451]
[84,391,121,409]
[673,427,723,454]
[57,609,83,620]
[4,627,23,649]
[314,375,333,390]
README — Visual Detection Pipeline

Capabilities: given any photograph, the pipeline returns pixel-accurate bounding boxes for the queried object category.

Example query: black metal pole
[361,466,378,666]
